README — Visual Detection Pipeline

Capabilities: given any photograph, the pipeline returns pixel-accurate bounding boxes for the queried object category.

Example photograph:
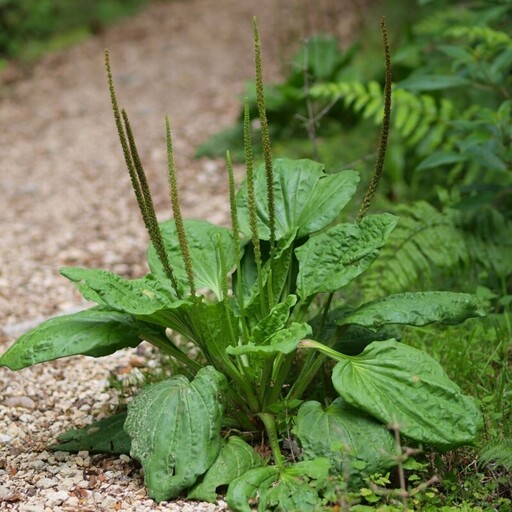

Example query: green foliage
[293,399,396,482]
[479,437,512,470]
[328,339,483,449]
[0,20,487,510]
[51,411,131,454]
[0,307,152,370]
[196,34,357,161]
[360,201,512,300]
[124,367,227,501]
[312,0,512,212]
[0,0,146,61]
[188,436,263,502]
[311,81,457,158]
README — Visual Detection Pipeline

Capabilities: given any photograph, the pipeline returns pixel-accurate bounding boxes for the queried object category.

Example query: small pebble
[35,477,56,489]
[65,496,79,507]
[45,489,68,505]
[3,396,36,409]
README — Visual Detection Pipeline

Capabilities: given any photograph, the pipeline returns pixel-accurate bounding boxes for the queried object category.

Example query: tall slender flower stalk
[253,18,276,258]
[357,16,392,222]
[105,50,181,297]
[166,116,195,296]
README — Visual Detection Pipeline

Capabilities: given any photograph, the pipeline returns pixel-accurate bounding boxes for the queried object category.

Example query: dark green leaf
[310,307,402,356]
[50,411,130,454]
[125,366,228,502]
[397,74,472,91]
[240,233,296,321]
[188,436,262,502]
[226,466,279,512]
[0,307,143,370]
[331,340,484,448]
[293,399,395,483]
[236,158,359,241]
[147,219,236,300]
[250,295,297,344]
[296,214,397,299]
[416,152,467,171]
[226,459,330,512]
[226,323,312,357]
[61,268,181,315]
[337,292,485,331]
[259,459,330,512]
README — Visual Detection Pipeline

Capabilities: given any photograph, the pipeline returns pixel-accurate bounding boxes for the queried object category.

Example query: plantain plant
[0,19,485,510]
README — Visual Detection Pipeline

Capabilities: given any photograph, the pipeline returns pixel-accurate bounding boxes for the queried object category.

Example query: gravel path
[0,1,364,509]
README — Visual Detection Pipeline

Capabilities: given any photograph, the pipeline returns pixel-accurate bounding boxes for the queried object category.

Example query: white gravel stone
[45,489,69,505]
[3,395,36,409]
[36,478,57,489]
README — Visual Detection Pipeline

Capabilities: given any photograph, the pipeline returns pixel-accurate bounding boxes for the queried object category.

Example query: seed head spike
[357,17,392,222]
[166,116,195,296]
[106,50,181,297]
[253,18,276,254]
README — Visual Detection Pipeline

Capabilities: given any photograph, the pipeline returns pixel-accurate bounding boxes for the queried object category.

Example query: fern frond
[480,437,512,469]
[311,82,456,155]
[360,201,512,299]
[461,207,512,277]
[360,201,467,299]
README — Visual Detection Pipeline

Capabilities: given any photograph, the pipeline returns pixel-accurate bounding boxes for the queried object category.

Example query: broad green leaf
[239,233,296,323]
[236,158,359,241]
[50,411,130,454]
[334,324,402,356]
[61,268,181,315]
[188,436,262,502]
[147,219,236,300]
[250,295,297,344]
[259,459,330,512]
[296,214,398,299]
[337,292,485,331]
[331,340,484,448]
[226,466,279,512]
[226,323,312,357]
[293,399,395,483]
[226,459,330,512]
[0,307,143,370]
[281,458,330,480]
[125,366,228,502]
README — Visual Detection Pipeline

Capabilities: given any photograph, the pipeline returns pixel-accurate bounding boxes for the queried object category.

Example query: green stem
[267,352,295,407]
[257,413,284,468]
[287,337,349,401]
[259,360,274,406]
[317,292,334,338]
[299,339,348,360]
[226,151,250,343]
[286,352,325,402]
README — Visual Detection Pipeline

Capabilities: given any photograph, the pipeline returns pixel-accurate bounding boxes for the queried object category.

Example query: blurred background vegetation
[0,0,146,64]
[0,0,510,507]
